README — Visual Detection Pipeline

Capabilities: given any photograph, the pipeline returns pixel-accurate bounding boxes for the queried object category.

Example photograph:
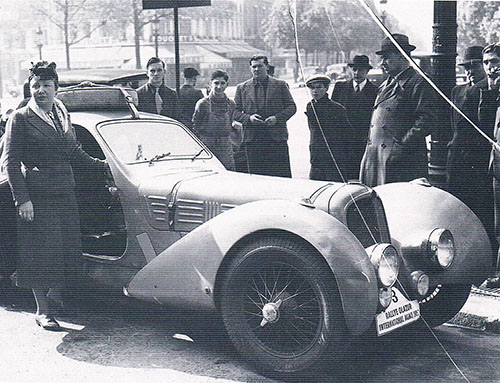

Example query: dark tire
[220,236,346,377]
[419,284,471,327]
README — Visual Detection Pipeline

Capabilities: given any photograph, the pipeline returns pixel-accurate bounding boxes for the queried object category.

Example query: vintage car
[0,85,491,377]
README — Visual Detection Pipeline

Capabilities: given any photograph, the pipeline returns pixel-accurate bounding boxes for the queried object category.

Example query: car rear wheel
[419,284,471,327]
[220,236,346,377]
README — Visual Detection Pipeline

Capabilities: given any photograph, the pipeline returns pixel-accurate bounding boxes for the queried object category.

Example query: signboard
[142,0,211,9]
[375,288,420,336]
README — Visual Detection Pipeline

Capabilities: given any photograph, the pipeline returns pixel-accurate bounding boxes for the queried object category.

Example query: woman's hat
[347,55,372,69]
[375,33,416,55]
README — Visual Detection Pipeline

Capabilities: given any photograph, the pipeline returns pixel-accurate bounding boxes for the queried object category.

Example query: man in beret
[179,67,204,129]
[360,33,438,186]
[331,55,378,179]
[306,75,353,181]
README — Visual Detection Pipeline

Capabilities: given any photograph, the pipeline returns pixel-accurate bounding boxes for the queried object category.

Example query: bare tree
[35,0,107,69]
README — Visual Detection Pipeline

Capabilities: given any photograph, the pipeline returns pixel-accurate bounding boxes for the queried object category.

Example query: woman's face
[210,76,228,96]
[30,75,57,109]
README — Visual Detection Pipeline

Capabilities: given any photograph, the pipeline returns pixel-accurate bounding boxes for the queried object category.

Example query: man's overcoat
[360,67,438,186]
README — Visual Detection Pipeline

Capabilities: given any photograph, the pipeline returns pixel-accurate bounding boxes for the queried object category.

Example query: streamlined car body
[0,86,491,377]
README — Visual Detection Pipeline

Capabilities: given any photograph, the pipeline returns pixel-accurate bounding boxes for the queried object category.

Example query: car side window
[74,124,106,160]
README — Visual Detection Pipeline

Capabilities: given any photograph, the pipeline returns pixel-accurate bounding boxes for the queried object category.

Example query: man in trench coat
[360,34,438,187]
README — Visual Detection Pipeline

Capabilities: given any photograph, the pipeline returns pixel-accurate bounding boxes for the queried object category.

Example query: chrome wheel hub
[260,299,282,327]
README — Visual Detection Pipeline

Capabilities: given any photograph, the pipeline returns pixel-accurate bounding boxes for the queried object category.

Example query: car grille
[346,196,389,248]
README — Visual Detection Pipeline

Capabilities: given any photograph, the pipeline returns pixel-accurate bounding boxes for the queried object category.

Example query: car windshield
[97,120,210,164]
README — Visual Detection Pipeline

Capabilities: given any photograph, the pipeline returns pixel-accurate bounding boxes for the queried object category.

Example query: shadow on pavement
[1,285,498,383]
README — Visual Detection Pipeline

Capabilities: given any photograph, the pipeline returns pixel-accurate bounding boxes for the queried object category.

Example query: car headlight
[410,270,429,296]
[427,228,455,269]
[367,244,400,287]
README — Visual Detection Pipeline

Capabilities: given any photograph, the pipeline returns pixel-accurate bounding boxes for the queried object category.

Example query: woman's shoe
[35,314,61,331]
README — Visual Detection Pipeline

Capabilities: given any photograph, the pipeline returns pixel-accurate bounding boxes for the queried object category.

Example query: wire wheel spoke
[241,259,322,355]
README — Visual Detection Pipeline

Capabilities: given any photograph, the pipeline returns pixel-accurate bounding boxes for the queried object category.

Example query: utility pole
[428,0,457,187]
[142,1,211,94]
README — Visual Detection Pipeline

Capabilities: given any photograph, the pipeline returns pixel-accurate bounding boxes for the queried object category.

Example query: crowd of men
[133,32,500,287]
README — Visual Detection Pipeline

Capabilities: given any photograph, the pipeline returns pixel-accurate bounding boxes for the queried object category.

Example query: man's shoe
[35,314,61,331]
[486,276,500,288]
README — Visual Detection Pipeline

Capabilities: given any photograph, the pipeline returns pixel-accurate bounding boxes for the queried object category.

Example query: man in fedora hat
[331,55,378,179]
[360,33,438,187]
[449,46,485,133]
[463,42,500,287]
[447,46,494,258]
[305,74,353,181]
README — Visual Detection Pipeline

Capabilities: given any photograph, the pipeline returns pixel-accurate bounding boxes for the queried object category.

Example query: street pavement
[450,283,500,333]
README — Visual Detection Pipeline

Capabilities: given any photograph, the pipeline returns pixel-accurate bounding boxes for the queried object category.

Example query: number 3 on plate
[392,289,398,303]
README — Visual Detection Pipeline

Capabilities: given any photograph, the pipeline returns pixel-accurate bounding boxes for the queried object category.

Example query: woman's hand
[18,200,34,222]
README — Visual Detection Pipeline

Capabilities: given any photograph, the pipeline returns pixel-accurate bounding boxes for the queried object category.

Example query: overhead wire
[291,0,474,381]
[357,0,499,153]
[353,1,472,381]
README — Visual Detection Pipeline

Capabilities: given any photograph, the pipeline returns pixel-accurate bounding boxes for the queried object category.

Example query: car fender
[375,182,491,285]
[126,199,378,335]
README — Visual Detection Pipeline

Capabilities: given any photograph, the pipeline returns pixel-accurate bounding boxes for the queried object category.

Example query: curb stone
[447,286,500,334]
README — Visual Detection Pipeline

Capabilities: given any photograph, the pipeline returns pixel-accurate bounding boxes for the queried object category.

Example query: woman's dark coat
[3,105,104,288]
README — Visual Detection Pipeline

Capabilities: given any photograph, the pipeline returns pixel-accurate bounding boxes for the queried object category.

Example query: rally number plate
[376,287,420,336]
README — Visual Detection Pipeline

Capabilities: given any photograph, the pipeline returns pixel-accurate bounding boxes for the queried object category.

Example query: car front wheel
[419,284,471,327]
[220,235,346,377]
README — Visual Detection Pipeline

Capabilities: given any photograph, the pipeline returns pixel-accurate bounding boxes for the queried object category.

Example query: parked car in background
[326,63,348,81]
[297,65,324,86]
[57,68,148,89]
[0,85,491,378]
[367,68,387,87]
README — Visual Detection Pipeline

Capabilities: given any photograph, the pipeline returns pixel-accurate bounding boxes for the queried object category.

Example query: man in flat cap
[306,75,353,181]
[331,55,378,179]
[179,67,204,129]
[360,33,438,186]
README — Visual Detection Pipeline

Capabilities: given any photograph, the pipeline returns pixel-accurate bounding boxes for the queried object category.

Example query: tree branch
[67,0,89,22]
[69,20,106,45]
[33,6,65,30]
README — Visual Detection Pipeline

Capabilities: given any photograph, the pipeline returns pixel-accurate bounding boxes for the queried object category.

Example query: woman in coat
[3,62,107,330]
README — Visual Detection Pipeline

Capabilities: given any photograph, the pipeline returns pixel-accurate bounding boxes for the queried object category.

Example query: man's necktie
[256,82,266,113]
[355,84,360,93]
[155,88,163,114]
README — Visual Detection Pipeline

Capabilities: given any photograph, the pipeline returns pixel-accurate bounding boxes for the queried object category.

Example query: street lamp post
[152,15,160,57]
[35,27,44,61]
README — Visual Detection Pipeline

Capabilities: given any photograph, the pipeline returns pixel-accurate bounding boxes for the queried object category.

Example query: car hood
[139,170,341,231]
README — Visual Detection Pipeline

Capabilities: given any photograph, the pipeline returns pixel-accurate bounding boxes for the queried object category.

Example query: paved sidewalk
[448,284,500,333]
